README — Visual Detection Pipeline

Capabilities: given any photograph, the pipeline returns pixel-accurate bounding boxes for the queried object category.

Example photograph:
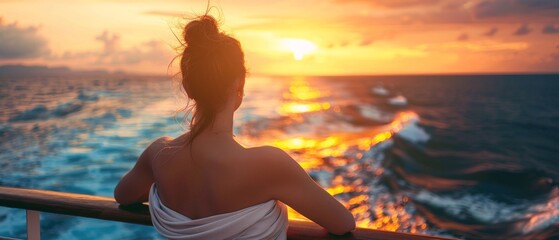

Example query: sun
[281,38,317,61]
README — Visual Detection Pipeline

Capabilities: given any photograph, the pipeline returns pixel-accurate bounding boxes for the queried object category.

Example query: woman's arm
[260,147,356,235]
[114,137,168,205]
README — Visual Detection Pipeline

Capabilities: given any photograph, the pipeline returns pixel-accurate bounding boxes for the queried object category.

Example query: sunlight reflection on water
[6,75,558,239]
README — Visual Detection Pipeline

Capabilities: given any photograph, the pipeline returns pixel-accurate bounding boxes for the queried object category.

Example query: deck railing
[0,186,456,240]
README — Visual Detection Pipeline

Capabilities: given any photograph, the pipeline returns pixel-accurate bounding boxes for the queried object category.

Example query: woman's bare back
[150,133,277,219]
[115,132,355,234]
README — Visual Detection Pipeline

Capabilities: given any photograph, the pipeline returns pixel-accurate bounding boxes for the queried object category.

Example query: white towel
[149,184,288,240]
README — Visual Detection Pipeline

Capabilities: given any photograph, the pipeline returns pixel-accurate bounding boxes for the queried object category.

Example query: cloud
[441,40,528,52]
[95,31,120,59]
[542,24,559,34]
[0,18,49,59]
[513,24,531,36]
[457,33,469,41]
[327,3,469,28]
[241,0,554,46]
[471,0,559,19]
[54,30,173,66]
[482,27,498,37]
[338,0,559,25]
[336,0,442,8]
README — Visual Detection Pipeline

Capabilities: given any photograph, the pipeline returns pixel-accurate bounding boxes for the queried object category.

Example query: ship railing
[0,186,456,240]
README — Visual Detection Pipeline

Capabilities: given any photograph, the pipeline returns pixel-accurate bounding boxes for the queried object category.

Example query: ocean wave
[9,101,85,122]
[8,105,49,121]
[51,101,84,117]
[388,95,408,106]
[8,89,102,122]
[519,187,559,235]
[460,169,555,199]
[411,190,526,224]
[395,115,430,143]
[411,187,559,238]
[77,90,99,102]
[357,105,394,123]
[372,85,390,96]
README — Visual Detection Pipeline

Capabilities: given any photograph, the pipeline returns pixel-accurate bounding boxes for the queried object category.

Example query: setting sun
[281,38,317,61]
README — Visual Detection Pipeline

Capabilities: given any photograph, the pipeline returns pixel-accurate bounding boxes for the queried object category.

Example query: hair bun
[184,15,220,47]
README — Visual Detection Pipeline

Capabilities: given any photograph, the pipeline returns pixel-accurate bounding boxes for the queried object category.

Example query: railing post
[26,210,40,240]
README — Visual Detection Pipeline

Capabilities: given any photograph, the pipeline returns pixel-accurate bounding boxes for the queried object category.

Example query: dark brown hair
[178,14,246,144]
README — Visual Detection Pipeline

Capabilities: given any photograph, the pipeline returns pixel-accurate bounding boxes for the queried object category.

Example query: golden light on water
[275,109,422,230]
[373,131,392,145]
[326,185,355,195]
[240,77,427,233]
[270,111,418,156]
[279,78,330,115]
[284,80,323,100]
[272,136,340,151]
[280,102,331,114]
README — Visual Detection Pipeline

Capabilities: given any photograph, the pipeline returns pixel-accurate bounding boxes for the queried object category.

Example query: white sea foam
[413,188,559,235]
[372,86,389,96]
[396,117,430,143]
[412,190,526,224]
[388,95,408,106]
[77,90,99,102]
[358,105,393,122]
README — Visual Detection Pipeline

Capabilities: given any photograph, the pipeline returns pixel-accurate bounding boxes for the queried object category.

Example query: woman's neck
[205,106,235,135]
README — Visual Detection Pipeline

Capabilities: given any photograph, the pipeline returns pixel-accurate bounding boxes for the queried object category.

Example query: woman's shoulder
[243,145,301,176]
[150,136,174,149]
[247,145,282,153]
[246,145,289,161]
[142,136,176,160]
[151,134,192,149]
[155,136,174,144]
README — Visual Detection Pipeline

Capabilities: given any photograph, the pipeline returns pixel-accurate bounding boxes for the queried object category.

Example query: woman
[114,14,355,239]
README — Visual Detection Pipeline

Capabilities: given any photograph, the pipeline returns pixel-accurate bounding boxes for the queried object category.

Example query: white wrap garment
[149,184,288,240]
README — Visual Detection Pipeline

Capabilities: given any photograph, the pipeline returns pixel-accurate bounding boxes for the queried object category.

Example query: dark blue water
[0,74,558,239]
[369,74,559,239]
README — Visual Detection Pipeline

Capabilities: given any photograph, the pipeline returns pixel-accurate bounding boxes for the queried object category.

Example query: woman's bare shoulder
[244,145,302,178]
[156,135,174,144]
[150,136,174,149]
[246,145,290,162]
[247,145,282,153]
[142,136,175,160]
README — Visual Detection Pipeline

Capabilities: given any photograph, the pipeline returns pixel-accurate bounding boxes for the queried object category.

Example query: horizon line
[1,63,558,78]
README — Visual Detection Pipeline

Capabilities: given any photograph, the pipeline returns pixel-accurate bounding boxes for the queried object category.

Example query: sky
[1,0,559,76]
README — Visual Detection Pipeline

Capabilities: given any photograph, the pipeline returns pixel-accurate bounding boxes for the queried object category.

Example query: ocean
[0,74,558,239]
